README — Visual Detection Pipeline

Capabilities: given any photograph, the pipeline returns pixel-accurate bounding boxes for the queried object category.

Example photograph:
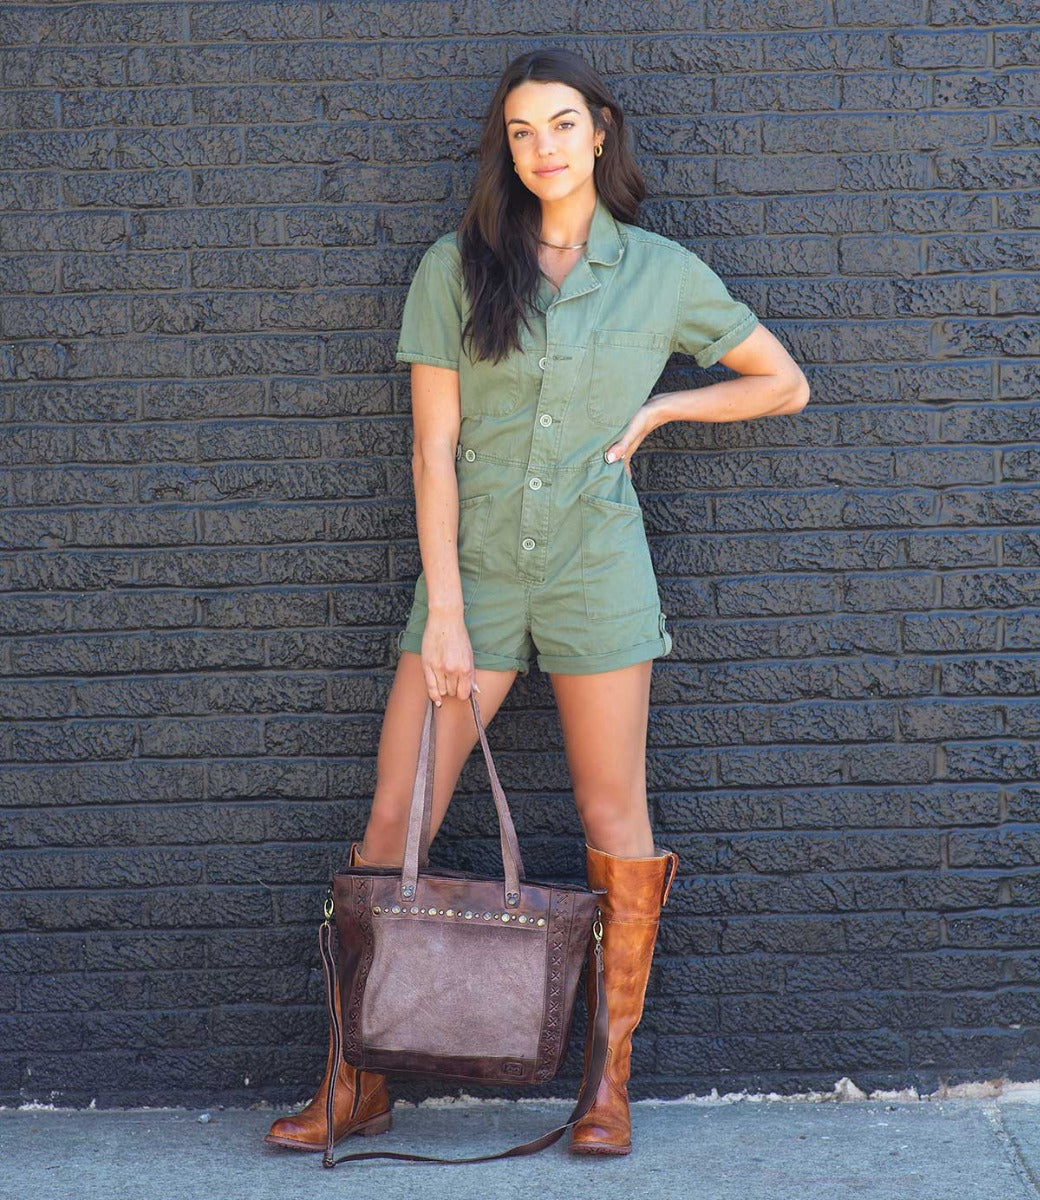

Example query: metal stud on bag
[372,904,547,927]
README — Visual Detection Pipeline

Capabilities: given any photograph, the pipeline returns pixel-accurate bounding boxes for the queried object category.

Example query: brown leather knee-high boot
[264,842,394,1152]
[569,842,679,1156]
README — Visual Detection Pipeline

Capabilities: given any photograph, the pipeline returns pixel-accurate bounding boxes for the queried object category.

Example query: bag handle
[318,908,609,1168]
[400,694,526,910]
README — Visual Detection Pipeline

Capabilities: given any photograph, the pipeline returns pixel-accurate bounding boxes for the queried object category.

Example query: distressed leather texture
[364,899,548,1058]
[569,842,679,1155]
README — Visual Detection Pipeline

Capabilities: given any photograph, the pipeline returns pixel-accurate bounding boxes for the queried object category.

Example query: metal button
[521,537,535,551]
[538,356,547,370]
[464,448,475,461]
[529,477,541,490]
[538,413,552,427]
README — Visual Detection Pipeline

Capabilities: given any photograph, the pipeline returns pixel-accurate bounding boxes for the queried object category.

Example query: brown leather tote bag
[318,692,609,1167]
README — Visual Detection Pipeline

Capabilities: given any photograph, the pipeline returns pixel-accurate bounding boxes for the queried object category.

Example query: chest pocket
[459,343,522,418]
[585,328,671,429]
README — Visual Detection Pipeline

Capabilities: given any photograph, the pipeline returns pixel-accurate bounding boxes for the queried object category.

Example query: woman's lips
[534,166,566,176]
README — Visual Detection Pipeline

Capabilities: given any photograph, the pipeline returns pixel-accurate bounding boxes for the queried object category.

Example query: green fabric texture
[394,192,759,676]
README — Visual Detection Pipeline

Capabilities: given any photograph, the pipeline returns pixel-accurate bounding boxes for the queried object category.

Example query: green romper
[394,192,759,676]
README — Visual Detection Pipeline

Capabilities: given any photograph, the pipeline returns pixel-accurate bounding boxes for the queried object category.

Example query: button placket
[521,324,568,578]
[517,481,551,581]
[516,374,552,580]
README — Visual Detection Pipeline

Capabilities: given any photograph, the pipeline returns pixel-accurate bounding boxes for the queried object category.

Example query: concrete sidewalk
[3,1082,1040,1200]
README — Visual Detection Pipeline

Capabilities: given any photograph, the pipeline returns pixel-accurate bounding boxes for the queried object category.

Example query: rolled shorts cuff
[535,627,673,676]
[396,629,532,676]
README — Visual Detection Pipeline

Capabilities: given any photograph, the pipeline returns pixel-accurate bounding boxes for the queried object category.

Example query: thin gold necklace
[537,236,587,249]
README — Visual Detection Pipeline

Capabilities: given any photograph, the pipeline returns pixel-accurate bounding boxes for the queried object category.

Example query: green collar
[534,193,625,310]
[584,192,625,266]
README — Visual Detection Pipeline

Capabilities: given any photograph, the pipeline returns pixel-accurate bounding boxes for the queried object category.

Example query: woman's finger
[427,667,446,700]
[423,661,446,707]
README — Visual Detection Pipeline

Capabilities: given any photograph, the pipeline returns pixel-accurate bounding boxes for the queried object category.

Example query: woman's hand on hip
[420,615,480,707]
[603,402,661,479]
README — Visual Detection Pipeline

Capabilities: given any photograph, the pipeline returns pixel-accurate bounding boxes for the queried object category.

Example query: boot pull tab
[660,851,679,907]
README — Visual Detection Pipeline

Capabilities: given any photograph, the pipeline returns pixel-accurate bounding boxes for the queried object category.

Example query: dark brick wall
[2,4,1039,1108]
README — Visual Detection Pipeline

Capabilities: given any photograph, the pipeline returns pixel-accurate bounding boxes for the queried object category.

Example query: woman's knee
[577,797,655,857]
[362,715,470,861]
[360,796,410,864]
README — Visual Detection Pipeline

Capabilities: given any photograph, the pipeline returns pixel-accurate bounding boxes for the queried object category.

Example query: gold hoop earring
[594,143,603,157]
[514,163,518,172]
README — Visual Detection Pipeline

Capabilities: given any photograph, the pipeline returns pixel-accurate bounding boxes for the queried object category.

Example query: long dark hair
[458,48,647,364]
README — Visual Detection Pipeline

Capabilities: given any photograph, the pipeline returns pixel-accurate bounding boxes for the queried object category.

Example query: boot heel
[356,1110,392,1137]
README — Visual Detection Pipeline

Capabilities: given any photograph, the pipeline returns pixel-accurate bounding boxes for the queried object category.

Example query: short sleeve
[394,243,463,369]
[671,248,758,367]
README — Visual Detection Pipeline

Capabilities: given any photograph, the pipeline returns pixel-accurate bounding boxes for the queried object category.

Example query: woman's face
[503,80,604,200]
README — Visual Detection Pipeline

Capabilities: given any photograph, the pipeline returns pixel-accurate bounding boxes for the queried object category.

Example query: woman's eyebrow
[506,107,580,127]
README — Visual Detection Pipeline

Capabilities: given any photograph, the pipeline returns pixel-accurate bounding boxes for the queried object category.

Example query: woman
[265,47,809,1158]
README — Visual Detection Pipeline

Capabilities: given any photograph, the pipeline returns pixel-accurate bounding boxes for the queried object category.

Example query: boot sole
[569,1140,631,1155]
[263,1109,393,1152]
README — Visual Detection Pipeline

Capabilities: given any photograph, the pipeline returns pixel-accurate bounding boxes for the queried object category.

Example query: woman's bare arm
[646,323,810,428]
[409,362,465,613]
[407,362,478,703]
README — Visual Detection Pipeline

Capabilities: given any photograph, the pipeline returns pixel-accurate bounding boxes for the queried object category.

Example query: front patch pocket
[579,492,660,620]
[585,328,671,429]
[457,492,493,588]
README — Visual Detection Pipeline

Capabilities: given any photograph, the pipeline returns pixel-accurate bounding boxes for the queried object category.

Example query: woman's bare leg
[360,650,518,864]
[549,659,673,1158]
[548,660,655,856]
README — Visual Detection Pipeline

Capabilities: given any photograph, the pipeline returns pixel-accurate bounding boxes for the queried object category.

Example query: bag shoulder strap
[317,915,609,1168]
[401,695,526,911]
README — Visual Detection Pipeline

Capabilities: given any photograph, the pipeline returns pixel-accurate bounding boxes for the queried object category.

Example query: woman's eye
[512,122,576,139]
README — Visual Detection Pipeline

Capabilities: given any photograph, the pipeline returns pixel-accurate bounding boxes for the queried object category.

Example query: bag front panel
[332,871,601,1084]
[363,916,545,1060]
